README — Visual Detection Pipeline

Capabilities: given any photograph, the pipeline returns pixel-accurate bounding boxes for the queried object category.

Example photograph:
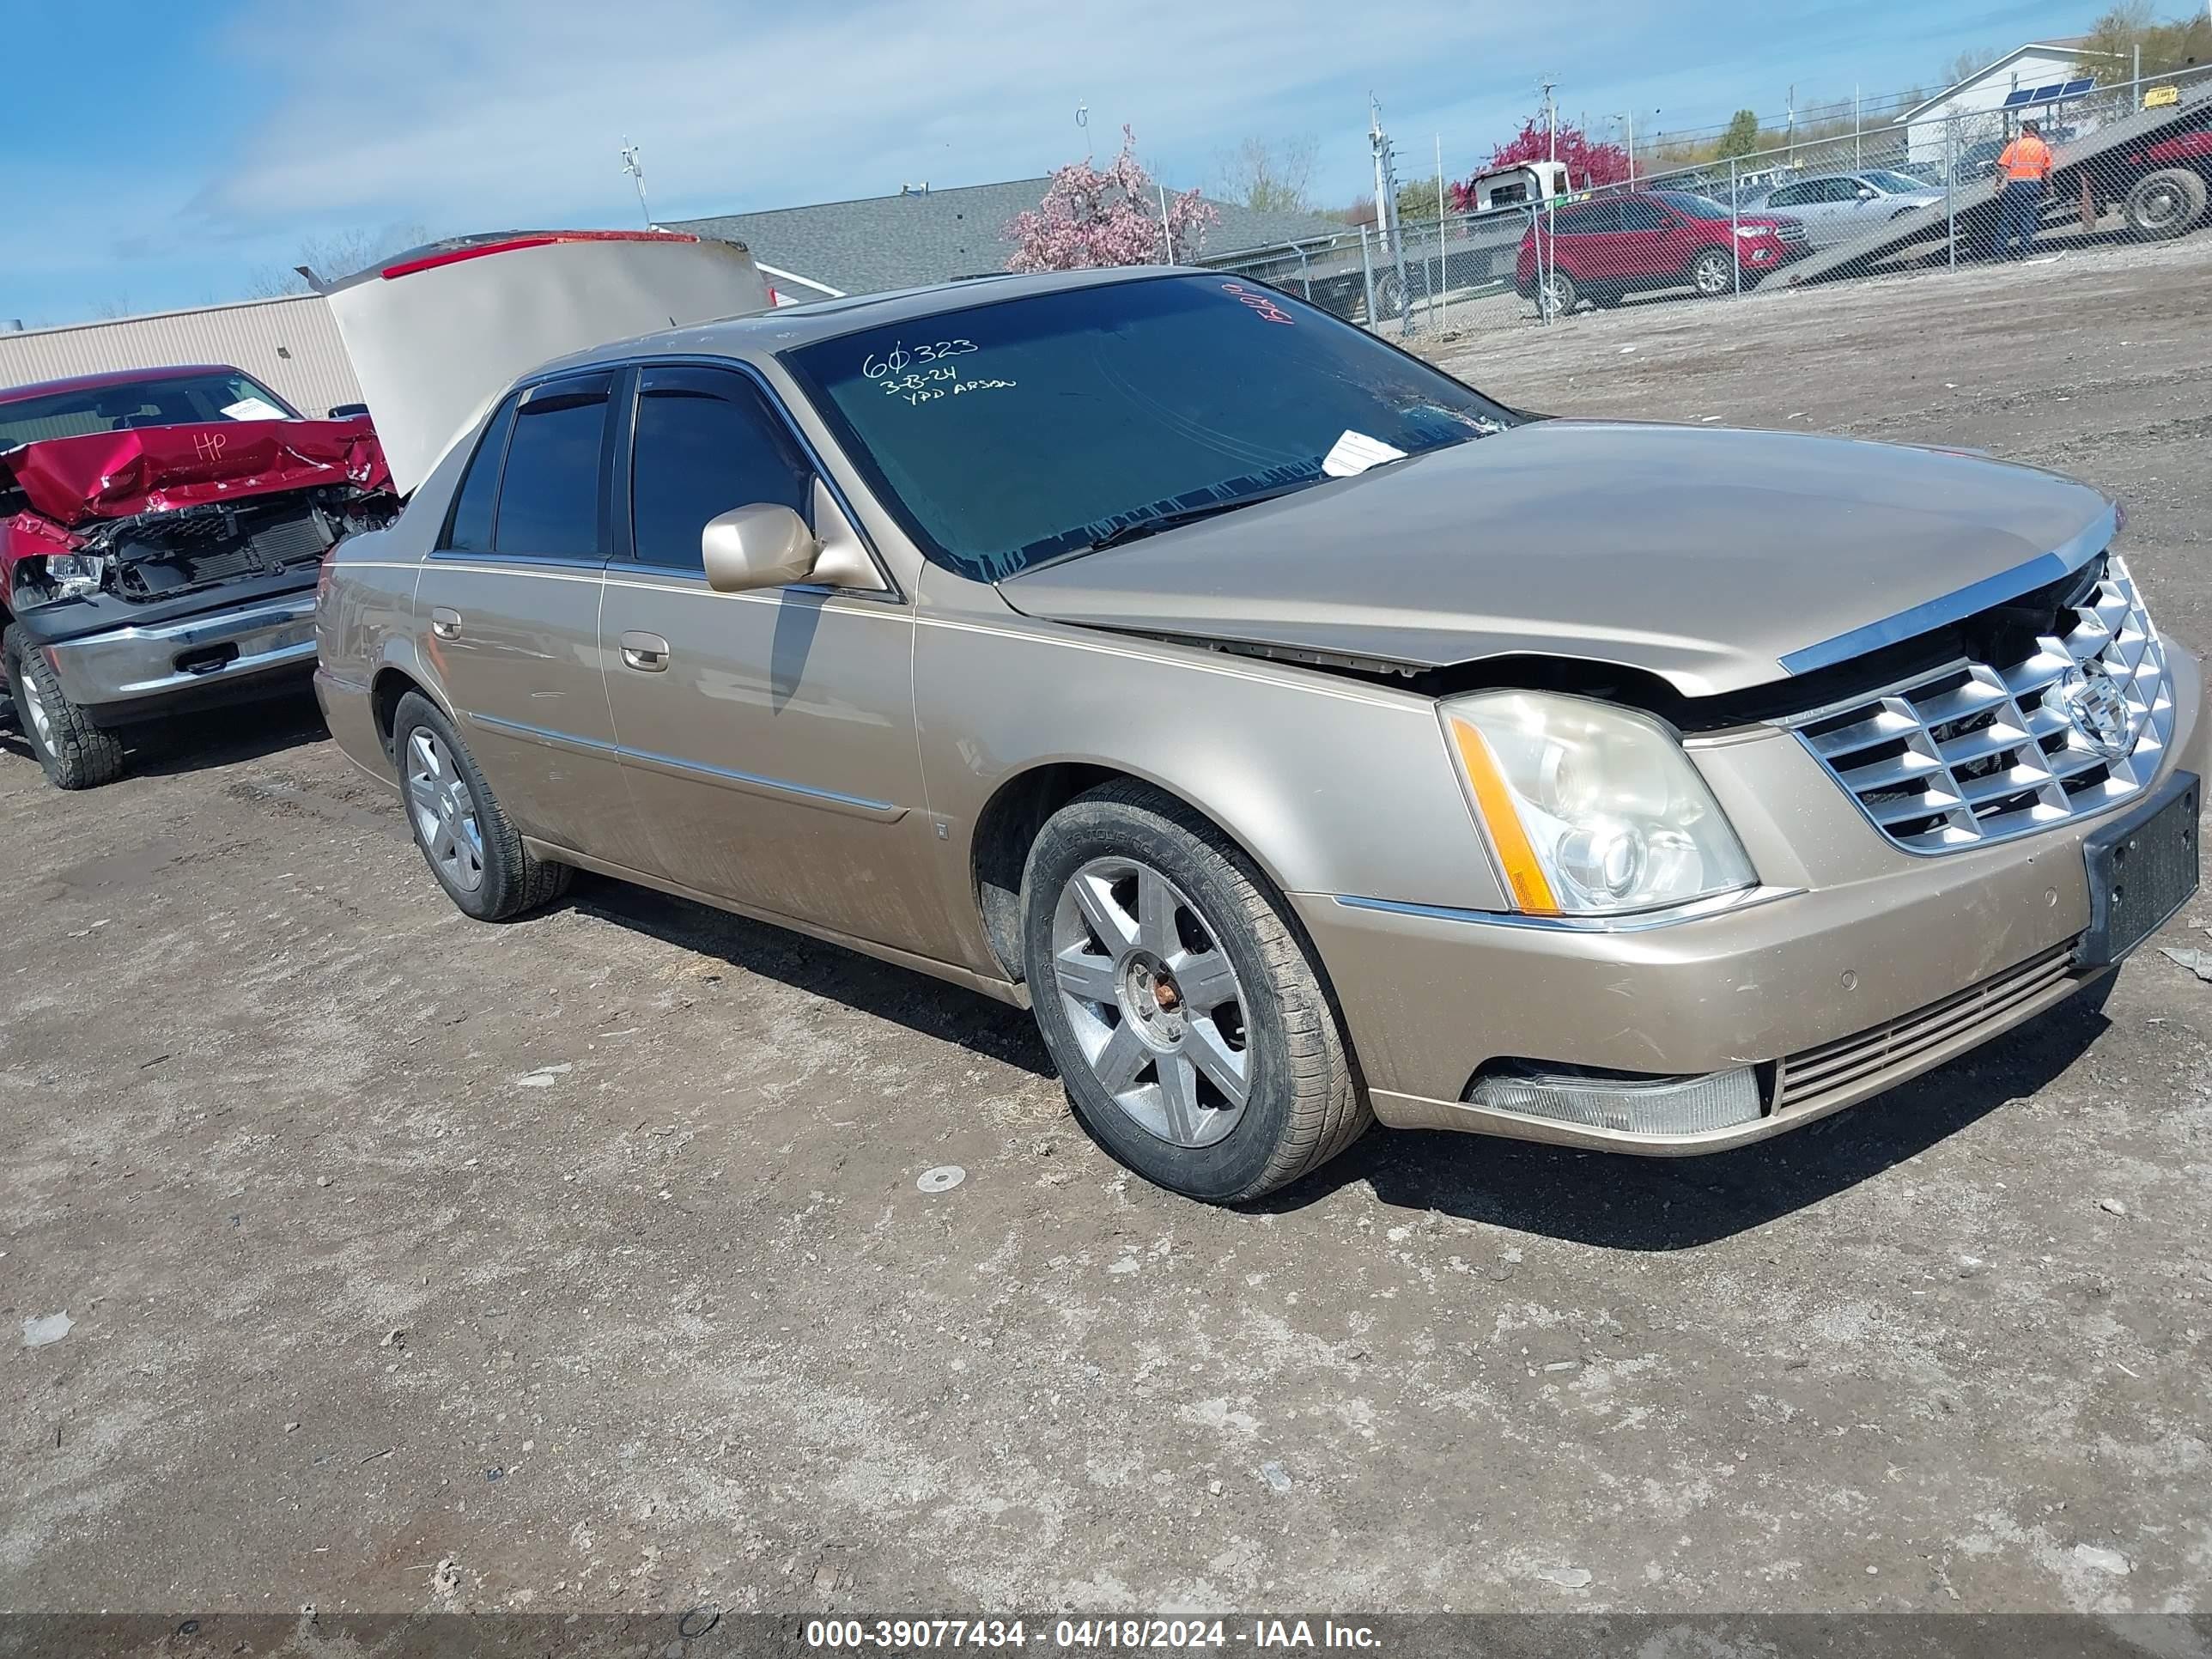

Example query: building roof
[669,179,1346,298]
[0,362,244,404]
[1894,38,2116,124]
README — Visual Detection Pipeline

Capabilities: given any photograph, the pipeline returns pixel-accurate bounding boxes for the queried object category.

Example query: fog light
[1464,1066,1762,1134]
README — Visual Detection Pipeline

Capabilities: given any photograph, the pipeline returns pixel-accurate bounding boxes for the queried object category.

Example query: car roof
[525,265,1194,379]
[0,362,246,406]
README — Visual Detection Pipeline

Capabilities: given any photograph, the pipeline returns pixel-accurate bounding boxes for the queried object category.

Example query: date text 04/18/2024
[803,1620,1382,1650]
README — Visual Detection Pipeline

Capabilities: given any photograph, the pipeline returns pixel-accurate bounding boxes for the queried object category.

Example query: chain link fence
[1202,61,2212,343]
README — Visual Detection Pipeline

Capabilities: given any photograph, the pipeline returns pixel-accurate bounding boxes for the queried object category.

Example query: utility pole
[1786,85,1796,166]
[619,138,652,228]
[1368,94,1413,331]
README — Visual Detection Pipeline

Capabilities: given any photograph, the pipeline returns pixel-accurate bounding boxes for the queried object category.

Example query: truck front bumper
[36,593,319,718]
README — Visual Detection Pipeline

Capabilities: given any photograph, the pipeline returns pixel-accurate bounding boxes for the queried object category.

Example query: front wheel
[1021,781,1369,1204]
[3,626,125,790]
[1690,248,1735,297]
[1534,269,1579,317]
[391,690,571,921]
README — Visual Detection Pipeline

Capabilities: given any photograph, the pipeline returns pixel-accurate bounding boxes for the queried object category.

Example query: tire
[1534,269,1578,317]
[1020,781,1369,1204]
[1690,248,1735,298]
[2124,168,2208,240]
[3,625,125,790]
[391,690,571,921]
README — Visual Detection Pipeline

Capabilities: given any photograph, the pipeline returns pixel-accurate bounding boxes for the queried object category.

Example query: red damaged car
[1514,189,1809,313]
[1,365,394,788]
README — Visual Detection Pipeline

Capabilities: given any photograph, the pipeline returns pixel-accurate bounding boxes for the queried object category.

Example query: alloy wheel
[405,728,485,893]
[17,667,52,751]
[1051,856,1251,1149]
[1693,252,1732,296]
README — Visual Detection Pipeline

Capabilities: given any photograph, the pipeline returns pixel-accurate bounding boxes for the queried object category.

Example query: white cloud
[185,0,1583,233]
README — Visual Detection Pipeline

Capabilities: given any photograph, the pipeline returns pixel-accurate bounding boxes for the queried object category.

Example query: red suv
[1515,189,1808,312]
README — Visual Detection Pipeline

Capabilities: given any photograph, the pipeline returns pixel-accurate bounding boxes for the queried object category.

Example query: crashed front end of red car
[2,388,395,789]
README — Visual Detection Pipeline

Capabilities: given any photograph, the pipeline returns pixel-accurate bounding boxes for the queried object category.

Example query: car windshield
[1653,191,1731,219]
[780,275,1514,580]
[1866,171,1929,193]
[0,370,298,448]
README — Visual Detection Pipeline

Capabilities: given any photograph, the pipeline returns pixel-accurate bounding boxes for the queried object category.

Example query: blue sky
[6,0,2096,327]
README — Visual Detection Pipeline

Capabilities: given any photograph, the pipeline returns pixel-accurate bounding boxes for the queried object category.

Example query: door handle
[429,606,461,641]
[619,630,672,672]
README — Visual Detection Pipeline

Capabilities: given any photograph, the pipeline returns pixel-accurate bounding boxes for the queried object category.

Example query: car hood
[997,421,2115,698]
[0,418,390,528]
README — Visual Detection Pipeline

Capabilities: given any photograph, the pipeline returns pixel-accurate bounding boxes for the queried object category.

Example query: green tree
[1714,110,1764,159]
[1395,175,1446,222]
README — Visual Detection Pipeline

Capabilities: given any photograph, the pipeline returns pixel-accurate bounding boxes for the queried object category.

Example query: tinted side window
[442,398,520,552]
[1616,199,1668,230]
[1766,184,1807,209]
[493,380,611,559]
[629,369,812,572]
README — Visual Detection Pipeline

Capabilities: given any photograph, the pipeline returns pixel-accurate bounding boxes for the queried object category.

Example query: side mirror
[1856,186,1879,200]
[328,403,370,420]
[701,504,820,593]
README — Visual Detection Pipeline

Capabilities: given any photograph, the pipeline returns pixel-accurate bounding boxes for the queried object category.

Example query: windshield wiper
[1084,483,1316,551]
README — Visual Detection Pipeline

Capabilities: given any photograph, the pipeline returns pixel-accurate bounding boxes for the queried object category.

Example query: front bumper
[1296,646,2208,1153]
[36,593,319,715]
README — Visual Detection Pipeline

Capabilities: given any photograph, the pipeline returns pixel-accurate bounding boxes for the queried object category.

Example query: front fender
[914,599,1508,976]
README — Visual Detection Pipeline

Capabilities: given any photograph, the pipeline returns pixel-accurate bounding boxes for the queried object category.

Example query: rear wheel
[3,626,125,790]
[391,690,570,921]
[1690,248,1735,297]
[2124,168,2208,240]
[1021,781,1369,1204]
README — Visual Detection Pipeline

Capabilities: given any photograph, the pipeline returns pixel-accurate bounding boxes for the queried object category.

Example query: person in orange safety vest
[1995,120,2056,259]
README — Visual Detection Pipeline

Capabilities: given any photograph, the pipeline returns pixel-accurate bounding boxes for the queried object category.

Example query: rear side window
[492,377,611,559]
[442,397,519,553]
[1616,199,1668,230]
[629,368,813,571]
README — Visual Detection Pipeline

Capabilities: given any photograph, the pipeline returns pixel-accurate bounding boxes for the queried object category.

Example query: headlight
[1731,224,1770,239]
[44,553,106,599]
[1441,691,1756,916]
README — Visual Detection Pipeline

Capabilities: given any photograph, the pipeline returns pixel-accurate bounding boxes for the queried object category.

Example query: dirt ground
[5,242,2212,1621]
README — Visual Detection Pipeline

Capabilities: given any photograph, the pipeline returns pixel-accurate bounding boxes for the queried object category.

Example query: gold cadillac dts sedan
[316,264,2203,1202]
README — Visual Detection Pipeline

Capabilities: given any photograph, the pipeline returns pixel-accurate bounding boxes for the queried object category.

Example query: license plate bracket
[2078,769,2200,969]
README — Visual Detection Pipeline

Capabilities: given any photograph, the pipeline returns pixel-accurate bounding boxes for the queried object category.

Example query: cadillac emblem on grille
[1788,553,2173,853]
[2061,660,2136,760]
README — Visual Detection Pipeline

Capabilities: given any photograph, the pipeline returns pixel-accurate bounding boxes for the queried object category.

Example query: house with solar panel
[1895,38,2119,173]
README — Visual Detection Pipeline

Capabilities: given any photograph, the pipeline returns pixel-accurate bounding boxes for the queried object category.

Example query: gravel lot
[5,242,2211,1620]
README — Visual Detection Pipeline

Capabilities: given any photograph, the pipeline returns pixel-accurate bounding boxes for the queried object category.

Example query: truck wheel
[1020,780,1370,1204]
[391,690,572,921]
[2125,168,2208,240]
[2,626,125,790]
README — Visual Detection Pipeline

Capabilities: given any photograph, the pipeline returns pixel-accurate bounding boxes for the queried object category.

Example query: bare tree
[1218,137,1319,216]
[247,224,432,297]
[1940,46,2000,88]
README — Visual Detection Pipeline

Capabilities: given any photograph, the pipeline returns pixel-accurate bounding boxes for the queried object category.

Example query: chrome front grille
[1790,554,2172,854]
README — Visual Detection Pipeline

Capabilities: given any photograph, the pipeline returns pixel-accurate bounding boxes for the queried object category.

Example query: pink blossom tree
[1005,127,1218,272]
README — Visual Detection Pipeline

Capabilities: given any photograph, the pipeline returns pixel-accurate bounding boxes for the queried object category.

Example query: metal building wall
[0,295,363,416]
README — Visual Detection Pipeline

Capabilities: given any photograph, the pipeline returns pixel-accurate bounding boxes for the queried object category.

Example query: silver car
[1758,171,1947,247]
